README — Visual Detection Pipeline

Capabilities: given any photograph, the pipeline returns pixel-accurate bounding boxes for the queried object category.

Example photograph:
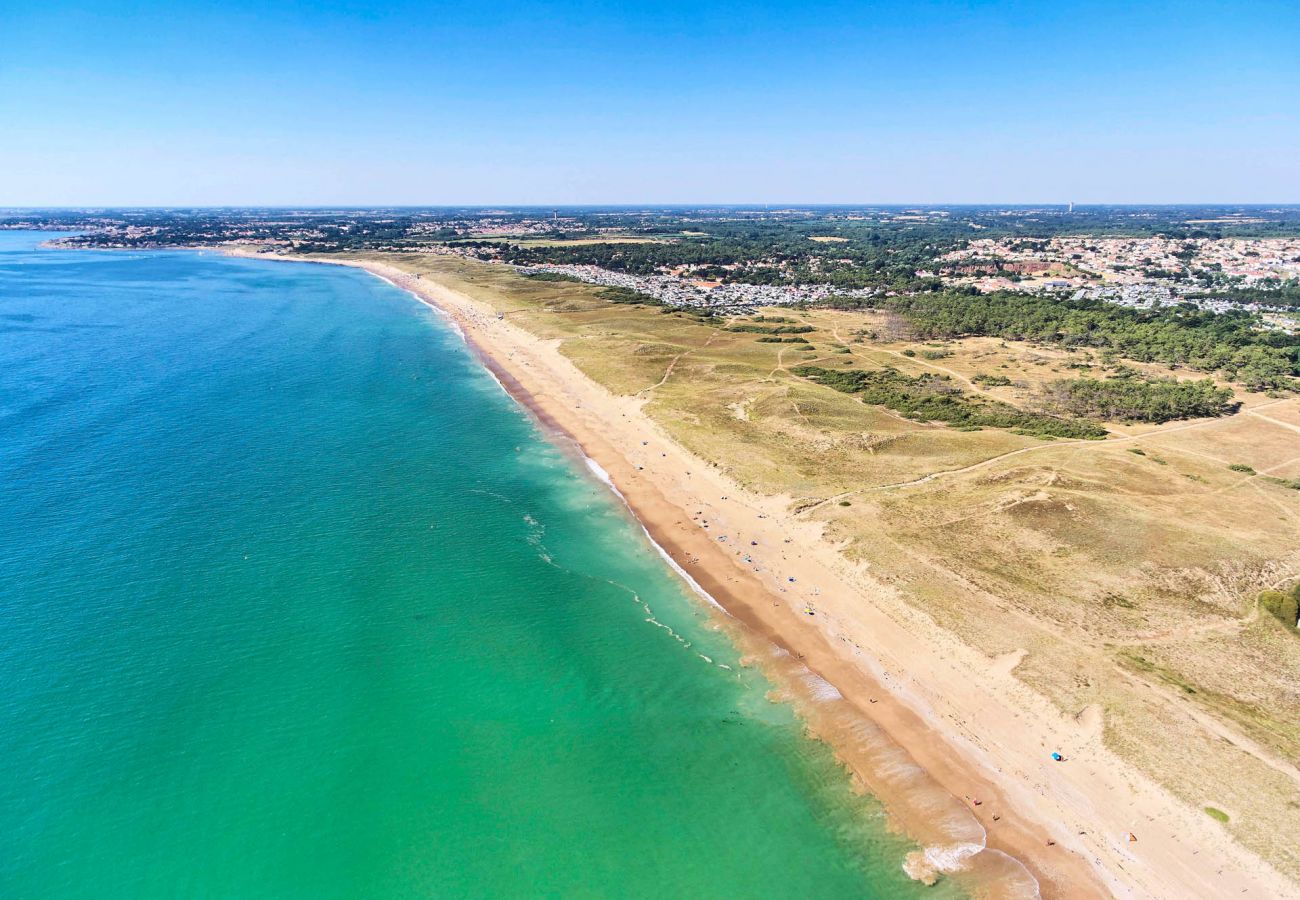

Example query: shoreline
[455,319,1048,896]
[226,248,1293,899]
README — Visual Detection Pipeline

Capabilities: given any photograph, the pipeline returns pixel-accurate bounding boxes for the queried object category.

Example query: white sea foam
[978,849,1044,900]
[376,273,469,343]
[583,457,625,498]
[901,840,984,888]
[644,526,729,614]
[583,457,729,614]
[799,670,844,702]
[478,364,511,398]
[924,840,985,872]
[904,842,1042,896]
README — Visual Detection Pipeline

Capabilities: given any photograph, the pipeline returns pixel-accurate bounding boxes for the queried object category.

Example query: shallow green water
[0,232,956,897]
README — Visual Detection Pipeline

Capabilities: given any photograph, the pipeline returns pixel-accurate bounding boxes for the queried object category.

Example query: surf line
[363,263,728,616]
[580,456,730,615]
[371,270,471,344]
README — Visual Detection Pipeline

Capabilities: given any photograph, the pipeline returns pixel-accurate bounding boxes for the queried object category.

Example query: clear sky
[2,0,1297,205]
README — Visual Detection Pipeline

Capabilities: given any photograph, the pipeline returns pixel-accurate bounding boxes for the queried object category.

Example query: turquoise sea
[0,232,957,898]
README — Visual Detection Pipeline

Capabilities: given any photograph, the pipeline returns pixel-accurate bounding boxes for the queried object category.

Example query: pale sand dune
[233,250,1295,900]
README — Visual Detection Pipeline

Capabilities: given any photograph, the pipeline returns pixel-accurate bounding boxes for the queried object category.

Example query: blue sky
[2,0,1297,204]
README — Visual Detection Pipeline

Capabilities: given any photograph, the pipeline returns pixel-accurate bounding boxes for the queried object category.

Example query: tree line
[819,291,1300,391]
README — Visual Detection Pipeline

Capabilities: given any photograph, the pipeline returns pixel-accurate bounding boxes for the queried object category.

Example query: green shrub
[597,286,662,306]
[1228,463,1256,475]
[1048,375,1237,423]
[1260,589,1299,630]
[728,323,814,335]
[1262,475,1300,491]
[524,271,584,283]
[793,365,1108,439]
[875,289,1300,390]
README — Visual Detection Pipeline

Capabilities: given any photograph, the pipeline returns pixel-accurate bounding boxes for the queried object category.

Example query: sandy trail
[796,398,1297,518]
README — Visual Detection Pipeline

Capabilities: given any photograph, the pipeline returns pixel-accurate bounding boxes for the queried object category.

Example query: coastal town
[937,235,1300,292]
[13,206,1298,329]
[509,232,1300,326]
[934,235,1300,328]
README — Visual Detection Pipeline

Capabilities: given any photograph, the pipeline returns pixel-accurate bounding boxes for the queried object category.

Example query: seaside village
[934,236,1300,324]
[493,224,1300,325]
[513,234,1300,327]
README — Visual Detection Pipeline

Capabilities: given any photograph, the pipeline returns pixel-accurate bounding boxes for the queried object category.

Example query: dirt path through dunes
[1112,663,1300,787]
[637,332,718,397]
[1249,407,1300,436]
[793,399,1298,517]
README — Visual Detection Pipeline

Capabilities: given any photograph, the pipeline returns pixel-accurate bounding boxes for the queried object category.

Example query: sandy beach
[237,251,1296,900]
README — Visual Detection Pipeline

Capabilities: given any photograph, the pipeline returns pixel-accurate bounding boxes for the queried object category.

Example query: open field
[339,252,1300,886]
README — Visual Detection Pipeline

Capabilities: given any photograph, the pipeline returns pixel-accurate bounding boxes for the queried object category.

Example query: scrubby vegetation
[822,291,1300,390]
[523,271,584,283]
[793,365,1108,439]
[1259,587,1300,631]
[1047,374,1237,423]
[973,373,1013,386]
[597,286,662,306]
[727,323,815,335]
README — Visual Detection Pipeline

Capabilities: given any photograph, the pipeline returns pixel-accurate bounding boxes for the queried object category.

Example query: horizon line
[6,202,1300,211]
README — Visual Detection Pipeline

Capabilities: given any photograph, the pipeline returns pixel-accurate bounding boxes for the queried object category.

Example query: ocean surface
[0,232,958,898]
